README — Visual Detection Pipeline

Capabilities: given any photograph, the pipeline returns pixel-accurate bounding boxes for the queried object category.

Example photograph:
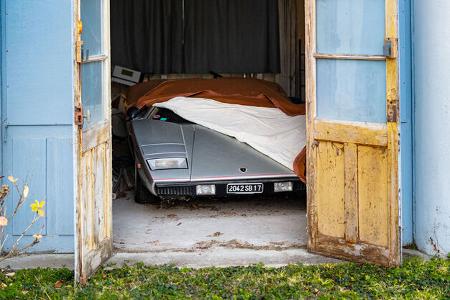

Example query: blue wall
[1,0,76,252]
[0,0,416,254]
[399,0,413,246]
[413,0,450,256]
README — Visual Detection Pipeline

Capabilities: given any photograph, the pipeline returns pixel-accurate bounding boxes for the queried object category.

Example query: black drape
[111,0,184,74]
[111,0,280,74]
[184,0,280,74]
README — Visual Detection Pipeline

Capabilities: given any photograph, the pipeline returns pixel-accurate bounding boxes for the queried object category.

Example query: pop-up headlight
[147,158,187,170]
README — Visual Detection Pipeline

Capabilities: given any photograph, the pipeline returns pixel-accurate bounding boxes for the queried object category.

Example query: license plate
[226,183,264,194]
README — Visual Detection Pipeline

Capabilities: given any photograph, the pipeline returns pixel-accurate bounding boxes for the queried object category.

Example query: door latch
[74,106,84,129]
[383,38,398,59]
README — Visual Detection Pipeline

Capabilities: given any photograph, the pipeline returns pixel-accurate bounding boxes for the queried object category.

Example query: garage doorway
[76,0,402,281]
[109,0,310,262]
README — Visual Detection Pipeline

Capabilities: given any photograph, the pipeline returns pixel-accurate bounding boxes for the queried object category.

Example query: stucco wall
[413,0,450,255]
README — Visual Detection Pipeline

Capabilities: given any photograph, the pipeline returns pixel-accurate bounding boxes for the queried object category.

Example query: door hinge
[384,38,398,59]
[387,98,399,122]
[75,106,84,129]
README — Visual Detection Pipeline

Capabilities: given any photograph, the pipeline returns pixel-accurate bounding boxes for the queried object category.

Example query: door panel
[75,0,112,283]
[316,59,387,122]
[306,0,400,266]
[316,142,345,238]
[316,0,385,55]
[81,61,104,125]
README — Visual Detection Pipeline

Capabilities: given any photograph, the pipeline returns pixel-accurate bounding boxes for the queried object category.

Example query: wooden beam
[314,53,386,61]
[81,54,108,64]
[305,0,318,250]
[314,120,388,146]
[386,0,401,265]
[344,143,359,243]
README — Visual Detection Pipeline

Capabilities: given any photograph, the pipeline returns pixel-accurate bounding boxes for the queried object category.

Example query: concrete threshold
[0,248,431,271]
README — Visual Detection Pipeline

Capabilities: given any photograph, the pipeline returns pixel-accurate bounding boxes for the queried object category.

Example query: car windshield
[149,107,193,124]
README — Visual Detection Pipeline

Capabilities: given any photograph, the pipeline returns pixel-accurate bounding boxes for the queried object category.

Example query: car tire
[135,173,160,204]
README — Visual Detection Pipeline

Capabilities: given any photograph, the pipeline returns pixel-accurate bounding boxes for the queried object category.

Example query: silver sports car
[129,105,303,203]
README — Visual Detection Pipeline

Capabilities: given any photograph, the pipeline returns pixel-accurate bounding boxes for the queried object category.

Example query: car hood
[132,119,296,183]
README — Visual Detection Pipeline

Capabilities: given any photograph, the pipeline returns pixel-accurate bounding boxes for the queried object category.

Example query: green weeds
[0,257,448,299]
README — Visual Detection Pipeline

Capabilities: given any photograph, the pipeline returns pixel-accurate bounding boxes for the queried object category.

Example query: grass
[0,257,448,299]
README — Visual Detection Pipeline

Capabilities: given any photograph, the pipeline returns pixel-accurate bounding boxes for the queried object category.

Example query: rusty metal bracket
[75,106,84,129]
[384,38,398,59]
[387,98,399,122]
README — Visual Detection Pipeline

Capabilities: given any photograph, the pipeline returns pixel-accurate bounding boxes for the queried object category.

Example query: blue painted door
[306,0,401,266]
[1,0,75,253]
[75,0,112,283]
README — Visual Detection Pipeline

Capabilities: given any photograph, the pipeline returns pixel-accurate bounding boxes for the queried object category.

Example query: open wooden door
[74,0,112,283]
[305,0,400,266]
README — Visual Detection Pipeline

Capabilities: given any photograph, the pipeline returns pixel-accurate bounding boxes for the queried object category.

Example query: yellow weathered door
[74,0,112,283]
[305,0,400,265]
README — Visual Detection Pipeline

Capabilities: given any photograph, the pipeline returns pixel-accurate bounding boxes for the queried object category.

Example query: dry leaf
[0,216,8,227]
[7,176,17,184]
[22,185,30,199]
[54,280,64,288]
[33,234,43,241]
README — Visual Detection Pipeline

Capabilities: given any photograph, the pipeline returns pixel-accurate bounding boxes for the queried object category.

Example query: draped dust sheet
[134,78,307,182]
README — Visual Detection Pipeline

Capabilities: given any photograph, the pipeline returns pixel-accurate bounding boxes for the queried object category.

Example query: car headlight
[147,158,188,170]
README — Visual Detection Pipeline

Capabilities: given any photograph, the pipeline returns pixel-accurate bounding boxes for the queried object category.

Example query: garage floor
[112,192,340,266]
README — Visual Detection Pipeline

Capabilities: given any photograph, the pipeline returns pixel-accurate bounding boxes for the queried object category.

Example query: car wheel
[135,174,160,204]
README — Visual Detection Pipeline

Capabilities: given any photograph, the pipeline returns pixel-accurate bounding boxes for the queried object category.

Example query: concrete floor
[111,192,340,266]
[113,193,308,251]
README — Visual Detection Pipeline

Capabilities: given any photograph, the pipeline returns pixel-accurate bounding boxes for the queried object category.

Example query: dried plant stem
[12,183,26,216]
[0,215,40,262]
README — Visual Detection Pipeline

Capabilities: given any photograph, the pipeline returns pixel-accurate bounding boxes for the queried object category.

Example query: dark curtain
[111,0,280,74]
[111,0,184,74]
[184,0,280,74]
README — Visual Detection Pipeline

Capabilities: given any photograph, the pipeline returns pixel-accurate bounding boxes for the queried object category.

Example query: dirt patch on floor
[193,239,307,251]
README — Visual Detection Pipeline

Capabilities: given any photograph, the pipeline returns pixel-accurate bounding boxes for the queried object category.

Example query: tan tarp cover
[133,78,306,182]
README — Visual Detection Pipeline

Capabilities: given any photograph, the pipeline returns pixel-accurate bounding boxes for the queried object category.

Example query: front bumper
[155,178,305,198]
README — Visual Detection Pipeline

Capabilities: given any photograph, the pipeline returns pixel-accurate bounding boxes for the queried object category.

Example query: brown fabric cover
[126,79,167,106]
[135,78,306,182]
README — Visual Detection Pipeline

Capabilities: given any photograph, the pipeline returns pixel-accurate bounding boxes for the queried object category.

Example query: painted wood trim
[74,0,83,283]
[314,53,386,61]
[314,233,395,266]
[82,121,110,152]
[104,0,112,247]
[314,120,388,146]
[78,238,112,284]
[386,0,401,265]
[305,0,318,250]
[344,143,358,243]
[81,54,108,64]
